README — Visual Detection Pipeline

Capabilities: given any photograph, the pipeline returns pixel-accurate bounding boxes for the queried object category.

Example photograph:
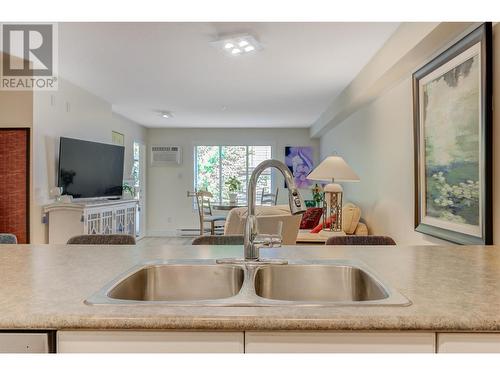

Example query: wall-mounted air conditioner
[150,145,182,166]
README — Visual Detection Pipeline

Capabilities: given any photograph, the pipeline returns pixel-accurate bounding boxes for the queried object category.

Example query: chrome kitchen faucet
[217,159,306,264]
[244,159,307,260]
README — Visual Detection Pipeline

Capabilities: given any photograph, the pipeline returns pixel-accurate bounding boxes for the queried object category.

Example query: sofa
[296,202,368,243]
[224,205,302,245]
[224,202,368,245]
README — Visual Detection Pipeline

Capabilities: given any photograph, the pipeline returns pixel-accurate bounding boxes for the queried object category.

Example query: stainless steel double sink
[85,259,410,307]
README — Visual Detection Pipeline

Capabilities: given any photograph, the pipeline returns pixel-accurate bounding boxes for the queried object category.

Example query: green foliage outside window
[195,145,272,204]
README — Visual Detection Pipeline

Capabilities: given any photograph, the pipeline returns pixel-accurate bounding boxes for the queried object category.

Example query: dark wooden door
[0,128,30,243]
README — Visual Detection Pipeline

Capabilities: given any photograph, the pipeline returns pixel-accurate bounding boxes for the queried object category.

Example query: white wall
[32,78,147,244]
[311,22,474,137]
[146,128,319,235]
[319,23,500,245]
[320,78,448,245]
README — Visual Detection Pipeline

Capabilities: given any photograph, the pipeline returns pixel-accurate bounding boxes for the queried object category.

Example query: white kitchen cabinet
[437,333,500,353]
[0,333,50,353]
[245,331,436,353]
[55,330,500,353]
[57,330,244,353]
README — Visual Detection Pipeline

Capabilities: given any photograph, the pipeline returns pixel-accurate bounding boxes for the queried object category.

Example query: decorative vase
[123,190,134,199]
[228,192,238,204]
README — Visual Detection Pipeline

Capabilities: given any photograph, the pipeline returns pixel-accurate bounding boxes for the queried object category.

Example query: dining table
[212,203,246,211]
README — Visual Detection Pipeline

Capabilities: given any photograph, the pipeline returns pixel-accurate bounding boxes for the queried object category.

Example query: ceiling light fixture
[159,111,173,119]
[212,34,262,56]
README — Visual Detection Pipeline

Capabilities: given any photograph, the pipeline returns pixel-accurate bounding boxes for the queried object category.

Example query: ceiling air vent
[151,145,182,166]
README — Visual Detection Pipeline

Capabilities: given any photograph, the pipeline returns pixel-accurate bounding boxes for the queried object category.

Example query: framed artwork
[413,23,492,245]
[284,146,314,189]
[112,131,124,146]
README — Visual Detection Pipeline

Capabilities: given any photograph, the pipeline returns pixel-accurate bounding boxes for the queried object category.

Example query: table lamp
[307,156,360,232]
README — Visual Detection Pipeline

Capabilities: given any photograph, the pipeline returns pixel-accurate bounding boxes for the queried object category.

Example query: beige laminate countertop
[0,244,499,331]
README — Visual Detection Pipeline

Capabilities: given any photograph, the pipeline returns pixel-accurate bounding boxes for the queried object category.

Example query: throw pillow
[342,202,361,234]
[310,214,336,233]
[299,208,323,229]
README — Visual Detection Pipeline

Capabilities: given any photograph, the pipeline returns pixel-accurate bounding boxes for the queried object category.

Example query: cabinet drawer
[0,333,50,353]
[57,330,244,353]
[437,333,500,353]
[245,331,436,353]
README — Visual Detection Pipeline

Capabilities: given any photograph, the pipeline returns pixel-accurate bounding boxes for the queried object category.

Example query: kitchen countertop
[1,244,500,331]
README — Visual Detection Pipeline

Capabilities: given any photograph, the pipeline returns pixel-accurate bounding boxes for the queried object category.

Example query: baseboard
[146,229,179,237]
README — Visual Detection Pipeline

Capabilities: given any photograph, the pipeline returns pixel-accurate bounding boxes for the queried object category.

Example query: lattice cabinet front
[84,204,136,236]
[44,200,138,244]
[85,210,102,235]
[114,208,127,234]
[125,206,136,236]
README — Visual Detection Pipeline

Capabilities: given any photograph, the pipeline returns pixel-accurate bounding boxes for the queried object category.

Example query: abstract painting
[284,146,314,189]
[413,23,492,245]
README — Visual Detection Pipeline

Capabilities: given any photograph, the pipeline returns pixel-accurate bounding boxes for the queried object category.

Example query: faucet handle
[288,188,307,215]
[253,234,282,248]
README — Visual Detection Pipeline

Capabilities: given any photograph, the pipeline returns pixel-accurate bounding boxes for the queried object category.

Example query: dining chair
[325,235,396,246]
[0,233,18,244]
[67,234,136,245]
[192,235,244,245]
[260,187,279,206]
[195,191,226,235]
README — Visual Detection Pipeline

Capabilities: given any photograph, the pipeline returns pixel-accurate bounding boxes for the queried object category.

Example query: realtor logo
[1,23,58,90]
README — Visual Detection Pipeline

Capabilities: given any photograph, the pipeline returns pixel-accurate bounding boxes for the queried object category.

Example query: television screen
[58,137,125,199]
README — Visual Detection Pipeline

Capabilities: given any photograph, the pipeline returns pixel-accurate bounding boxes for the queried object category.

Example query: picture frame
[112,131,124,146]
[413,23,492,245]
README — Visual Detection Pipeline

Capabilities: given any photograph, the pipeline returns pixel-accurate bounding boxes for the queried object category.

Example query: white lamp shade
[307,156,360,182]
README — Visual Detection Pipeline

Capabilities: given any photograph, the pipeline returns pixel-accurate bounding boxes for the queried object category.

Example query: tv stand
[43,199,138,244]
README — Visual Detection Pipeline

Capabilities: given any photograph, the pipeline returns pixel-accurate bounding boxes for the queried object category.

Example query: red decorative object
[299,208,323,229]
[310,214,337,233]
[0,129,30,243]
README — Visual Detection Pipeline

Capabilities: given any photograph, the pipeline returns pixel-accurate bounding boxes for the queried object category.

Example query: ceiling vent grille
[151,145,182,166]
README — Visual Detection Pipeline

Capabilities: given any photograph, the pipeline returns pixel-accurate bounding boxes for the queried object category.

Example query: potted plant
[225,176,242,204]
[122,183,135,199]
[311,183,324,208]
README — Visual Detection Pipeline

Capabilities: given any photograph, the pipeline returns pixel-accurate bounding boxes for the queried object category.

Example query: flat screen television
[58,137,125,199]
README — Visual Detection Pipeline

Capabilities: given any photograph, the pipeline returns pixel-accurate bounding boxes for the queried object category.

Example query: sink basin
[254,264,388,302]
[93,263,244,302]
[86,259,410,307]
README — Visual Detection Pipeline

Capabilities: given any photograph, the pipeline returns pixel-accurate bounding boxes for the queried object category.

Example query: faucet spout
[244,159,306,261]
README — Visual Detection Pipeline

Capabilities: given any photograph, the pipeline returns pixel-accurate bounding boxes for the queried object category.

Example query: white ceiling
[59,22,399,128]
